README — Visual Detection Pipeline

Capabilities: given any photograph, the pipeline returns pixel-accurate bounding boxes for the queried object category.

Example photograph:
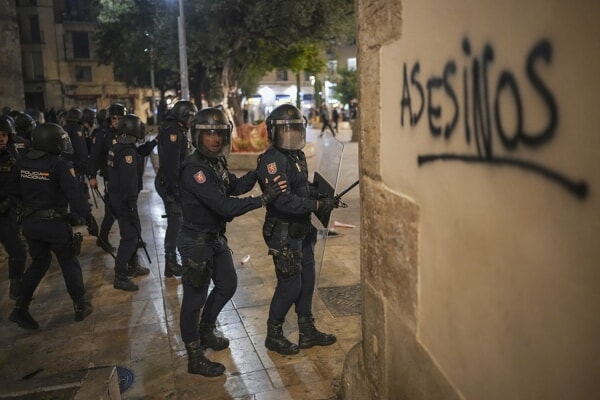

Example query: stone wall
[343,0,600,399]
[0,0,25,109]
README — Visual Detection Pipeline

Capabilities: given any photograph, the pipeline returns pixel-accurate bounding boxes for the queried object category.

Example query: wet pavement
[0,124,361,399]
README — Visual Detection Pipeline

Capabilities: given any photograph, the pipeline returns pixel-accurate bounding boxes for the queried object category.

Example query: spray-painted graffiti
[400,37,588,200]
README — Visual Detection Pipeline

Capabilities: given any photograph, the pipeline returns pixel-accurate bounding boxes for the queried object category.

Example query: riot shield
[311,134,344,287]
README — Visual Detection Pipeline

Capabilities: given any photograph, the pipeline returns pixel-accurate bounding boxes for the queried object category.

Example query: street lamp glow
[178,0,190,100]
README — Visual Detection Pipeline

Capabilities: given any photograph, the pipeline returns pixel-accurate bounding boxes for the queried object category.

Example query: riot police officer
[0,115,27,300]
[62,108,89,199]
[177,107,286,376]
[155,100,197,277]
[107,114,150,292]
[88,103,125,252]
[81,108,97,154]
[256,104,338,355]
[9,123,98,330]
[12,112,34,158]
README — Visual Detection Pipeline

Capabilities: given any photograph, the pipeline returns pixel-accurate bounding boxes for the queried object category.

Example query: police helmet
[14,112,37,139]
[97,108,107,124]
[65,107,83,123]
[0,115,16,143]
[116,114,145,144]
[168,100,197,127]
[191,107,232,157]
[266,104,306,150]
[107,103,126,118]
[82,108,97,126]
[30,123,74,155]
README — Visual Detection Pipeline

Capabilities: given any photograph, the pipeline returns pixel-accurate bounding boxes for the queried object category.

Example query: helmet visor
[60,130,74,155]
[274,124,306,150]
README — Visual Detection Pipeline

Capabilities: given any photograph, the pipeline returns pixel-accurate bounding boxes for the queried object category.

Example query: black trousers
[177,230,237,344]
[264,223,318,324]
[114,212,139,274]
[0,210,26,280]
[20,218,85,303]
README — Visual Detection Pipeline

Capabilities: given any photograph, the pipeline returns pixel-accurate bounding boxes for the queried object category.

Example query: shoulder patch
[170,134,178,142]
[194,171,206,184]
[70,168,76,177]
[77,130,83,137]
[125,155,133,164]
[267,162,277,175]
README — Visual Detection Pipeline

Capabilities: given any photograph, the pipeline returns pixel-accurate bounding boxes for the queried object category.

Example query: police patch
[170,134,178,142]
[194,171,206,184]
[267,162,277,175]
[77,130,83,137]
[125,155,133,164]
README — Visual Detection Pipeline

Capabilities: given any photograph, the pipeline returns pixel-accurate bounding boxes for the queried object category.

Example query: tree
[332,66,357,107]
[95,0,355,126]
[95,0,180,91]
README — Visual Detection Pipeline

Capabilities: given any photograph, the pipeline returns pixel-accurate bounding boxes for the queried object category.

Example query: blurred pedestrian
[319,104,335,137]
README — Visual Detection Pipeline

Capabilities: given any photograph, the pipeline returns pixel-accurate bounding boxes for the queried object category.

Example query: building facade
[246,43,356,122]
[0,0,26,110]
[12,0,151,118]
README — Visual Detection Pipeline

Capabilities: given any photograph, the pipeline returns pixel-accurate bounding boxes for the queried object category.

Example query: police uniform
[177,107,284,377]
[0,137,27,300]
[63,116,89,197]
[106,114,149,292]
[179,151,261,333]
[257,147,320,326]
[155,102,196,276]
[9,123,96,330]
[87,119,118,247]
[256,103,336,355]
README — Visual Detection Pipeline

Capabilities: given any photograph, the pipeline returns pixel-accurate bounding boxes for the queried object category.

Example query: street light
[145,32,157,122]
[177,0,190,100]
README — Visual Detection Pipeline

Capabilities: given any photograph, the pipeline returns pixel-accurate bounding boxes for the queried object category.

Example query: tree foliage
[332,66,357,106]
[94,0,355,125]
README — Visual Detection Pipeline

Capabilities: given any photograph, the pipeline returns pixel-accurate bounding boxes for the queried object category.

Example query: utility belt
[181,226,220,242]
[22,208,69,221]
[264,214,311,242]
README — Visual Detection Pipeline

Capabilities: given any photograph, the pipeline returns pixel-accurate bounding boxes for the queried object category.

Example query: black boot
[9,278,21,300]
[74,301,92,322]
[96,231,116,253]
[164,252,183,277]
[265,320,299,355]
[113,273,139,292]
[298,315,336,349]
[199,322,229,351]
[185,340,226,377]
[9,298,39,330]
[127,254,150,277]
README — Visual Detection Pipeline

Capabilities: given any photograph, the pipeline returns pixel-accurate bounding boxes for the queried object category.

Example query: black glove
[260,180,284,205]
[86,214,99,236]
[317,197,337,215]
[0,197,11,215]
